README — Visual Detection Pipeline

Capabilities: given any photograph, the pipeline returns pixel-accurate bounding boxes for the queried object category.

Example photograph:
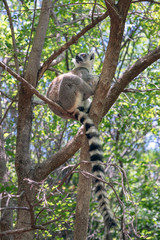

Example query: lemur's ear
[90,53,95,60]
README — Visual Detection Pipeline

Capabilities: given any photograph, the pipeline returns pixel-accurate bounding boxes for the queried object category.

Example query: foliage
[0,0,160,239]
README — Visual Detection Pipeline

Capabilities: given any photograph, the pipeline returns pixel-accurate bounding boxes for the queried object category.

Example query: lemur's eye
[81,54,86,58]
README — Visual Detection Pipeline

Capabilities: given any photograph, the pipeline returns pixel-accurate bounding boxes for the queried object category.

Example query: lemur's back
[47,71,94,116]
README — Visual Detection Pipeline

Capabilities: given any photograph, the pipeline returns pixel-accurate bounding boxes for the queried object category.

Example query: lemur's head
[73,52,95,72]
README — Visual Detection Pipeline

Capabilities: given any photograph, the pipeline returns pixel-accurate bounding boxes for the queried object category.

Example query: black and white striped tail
[74,107,116,229]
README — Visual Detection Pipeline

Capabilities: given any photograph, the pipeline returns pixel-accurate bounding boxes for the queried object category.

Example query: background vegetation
[0,0,160,239]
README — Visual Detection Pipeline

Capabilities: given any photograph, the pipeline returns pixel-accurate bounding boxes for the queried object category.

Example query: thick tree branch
[38,11,109,79]
[25,0,52,86]
[90,0,132,125]
[0,226,45,237]
[75,2,132,239]
[105,0,121,21]
[103,45,160,115]
[34,128,83,181]
[14,1,52,239]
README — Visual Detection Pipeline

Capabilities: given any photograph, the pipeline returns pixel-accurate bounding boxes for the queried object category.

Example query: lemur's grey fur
[47,52,116,229]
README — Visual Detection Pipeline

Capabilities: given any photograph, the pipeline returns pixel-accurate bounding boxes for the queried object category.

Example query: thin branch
[0,61,83,182]
[0,225,45,237]
[0,61,74,120]
[0,95,17,125]
[0,90,17,101]
[103,45,160,116]
[79,169,125,210]
[91,0,97,23]
[2,0,19,74]
[49,52,65,67]
[132,0,160,4]
[38,11,109,79]
[0,207,30,211]
[123,87,160,93]
[54,2,107,11]
[23,0,37,75]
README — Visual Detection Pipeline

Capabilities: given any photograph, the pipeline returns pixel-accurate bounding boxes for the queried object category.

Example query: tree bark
[14,1,52,239]
[74,1,132,239]
[92,0,132,124]
[74,135,92,240]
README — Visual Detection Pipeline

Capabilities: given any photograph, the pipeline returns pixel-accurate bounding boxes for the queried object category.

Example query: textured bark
[91,0,132,125]
[14,1,52,240]
[74,1,132,239]
[74,135,92,240]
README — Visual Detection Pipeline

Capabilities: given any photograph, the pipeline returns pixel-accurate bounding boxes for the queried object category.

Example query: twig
[79,169,125,209]
[54,2,107,11]
[33,162,81,207]
[0,90,17,101]
[0,95,17,124]
[2,0,19,74]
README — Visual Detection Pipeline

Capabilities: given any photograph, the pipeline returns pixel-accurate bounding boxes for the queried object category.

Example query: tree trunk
[14,0,52,239]
[74,135,92,240]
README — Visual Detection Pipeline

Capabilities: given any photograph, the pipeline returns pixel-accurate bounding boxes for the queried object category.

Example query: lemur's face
[75,52,94,64]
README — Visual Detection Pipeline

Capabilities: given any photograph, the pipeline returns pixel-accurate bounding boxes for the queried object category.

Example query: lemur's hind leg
[83,99,92,113]
[59,75,93,112]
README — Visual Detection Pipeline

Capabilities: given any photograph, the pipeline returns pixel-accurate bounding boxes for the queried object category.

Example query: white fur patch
[68,92,82,113]
[86,126,98,135]
[83,118,93,126]
[88,137,101,145]
[93,170,104,178]
[92,159,104,165]
[89,149,103,156]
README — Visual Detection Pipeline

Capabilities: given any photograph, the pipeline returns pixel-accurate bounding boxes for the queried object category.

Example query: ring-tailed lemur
[47,52,116,229]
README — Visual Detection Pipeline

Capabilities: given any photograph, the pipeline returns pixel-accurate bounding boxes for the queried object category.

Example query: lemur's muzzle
[76,55,82,63]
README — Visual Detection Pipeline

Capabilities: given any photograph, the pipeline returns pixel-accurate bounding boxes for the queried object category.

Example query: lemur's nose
[76,54,82,63]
